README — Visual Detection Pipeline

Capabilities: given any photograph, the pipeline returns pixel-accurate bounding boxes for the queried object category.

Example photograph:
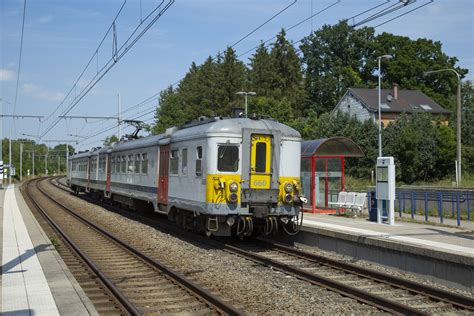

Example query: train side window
[111,157,115,173]
[170,149,179,175]
[217,145,239,172]
[134,154,140,174]
[121,156,126,173]
[195,146,203,176]
[128,155,134,173]
[182,148,188,175]
[141,153,148,174]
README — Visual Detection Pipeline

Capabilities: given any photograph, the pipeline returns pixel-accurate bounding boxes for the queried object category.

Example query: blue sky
[1,0,473,151]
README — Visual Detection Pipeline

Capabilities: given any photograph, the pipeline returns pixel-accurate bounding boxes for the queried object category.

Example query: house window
[196,146,203,176]
[420,104,432,111]
[182,148,188,174]
[170,150,179,175]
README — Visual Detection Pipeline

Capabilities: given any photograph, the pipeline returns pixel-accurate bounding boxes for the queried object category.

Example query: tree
[248,42,274,96]
[300,21,377,114]
[103,135,119,146]
[152,86,186,134]
[217,47,247,114]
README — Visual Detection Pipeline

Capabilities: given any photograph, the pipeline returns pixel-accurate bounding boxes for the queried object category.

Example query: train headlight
[229,182,238,192]
[284,182,293,193]
[229,193,238,203]
[284,194,293,204]
[227,216,235,226]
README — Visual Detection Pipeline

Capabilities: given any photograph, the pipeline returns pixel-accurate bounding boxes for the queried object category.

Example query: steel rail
[258,239,474,311]
[24,180,138,315]
[36,178,242,316]
[219,242,425,315]
[52,176,474,314]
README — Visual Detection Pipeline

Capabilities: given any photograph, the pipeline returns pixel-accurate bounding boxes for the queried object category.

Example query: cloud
[22,83,65,102]
[36,15,53,24]
[0,69,15,81]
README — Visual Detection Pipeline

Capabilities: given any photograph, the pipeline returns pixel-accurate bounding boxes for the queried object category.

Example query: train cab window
[255,142,267,173]
[217,145,239,172]
[170,149,179,175]
[181,148,188,175]
[134,154,140,174]
[195,146,203,176]
[141,153,148,174]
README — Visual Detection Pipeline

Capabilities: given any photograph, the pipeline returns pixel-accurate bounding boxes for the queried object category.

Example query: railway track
[50,176,474,315]
[24,178,242,315]
[219,239,474,315]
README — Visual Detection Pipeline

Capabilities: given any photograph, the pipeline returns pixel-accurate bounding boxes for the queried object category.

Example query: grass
[50,235,61,252]
[344,173,474,191]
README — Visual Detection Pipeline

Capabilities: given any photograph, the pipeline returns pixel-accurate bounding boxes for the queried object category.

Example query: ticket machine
[376,157,396,225]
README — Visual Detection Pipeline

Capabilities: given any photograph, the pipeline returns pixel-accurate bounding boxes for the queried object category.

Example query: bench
[329,191,367,215]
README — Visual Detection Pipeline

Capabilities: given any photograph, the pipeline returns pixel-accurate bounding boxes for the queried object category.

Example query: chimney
[392,83,399,100]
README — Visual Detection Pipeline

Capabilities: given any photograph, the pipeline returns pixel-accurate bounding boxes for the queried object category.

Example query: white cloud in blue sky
[1,0,473,149]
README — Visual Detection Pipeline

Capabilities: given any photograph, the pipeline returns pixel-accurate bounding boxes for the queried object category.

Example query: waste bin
[368,190,387,222]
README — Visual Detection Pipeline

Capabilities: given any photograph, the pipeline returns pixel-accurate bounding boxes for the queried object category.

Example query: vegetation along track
[24,178,242,315]
[51,176,474,315]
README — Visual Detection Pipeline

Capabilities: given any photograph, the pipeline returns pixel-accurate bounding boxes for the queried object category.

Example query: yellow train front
[166,116,304,237]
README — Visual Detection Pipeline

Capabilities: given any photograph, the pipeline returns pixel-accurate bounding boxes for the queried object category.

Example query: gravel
[43,181,381,315]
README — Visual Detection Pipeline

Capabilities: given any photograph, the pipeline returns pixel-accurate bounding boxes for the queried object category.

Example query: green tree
[300,21,376,114]
[248,42,274,96]
[103,135,119,146]
[152,86,186,135]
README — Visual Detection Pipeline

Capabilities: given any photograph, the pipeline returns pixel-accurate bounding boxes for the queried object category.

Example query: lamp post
[236,91,257,118]
[377,55,393,157]
[424,68,462,186]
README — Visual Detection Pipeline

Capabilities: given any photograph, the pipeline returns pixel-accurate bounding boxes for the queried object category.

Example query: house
[333,84,450,126]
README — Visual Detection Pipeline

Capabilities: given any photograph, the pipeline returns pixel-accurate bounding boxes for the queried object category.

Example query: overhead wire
[12,0,27,137]
[39,0,175,139]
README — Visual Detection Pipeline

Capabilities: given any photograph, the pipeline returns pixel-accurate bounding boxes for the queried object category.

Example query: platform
[284,213,473,293]
[1,185,97,315]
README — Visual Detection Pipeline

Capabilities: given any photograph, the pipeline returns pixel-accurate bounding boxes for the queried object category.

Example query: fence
[369,187,473,226]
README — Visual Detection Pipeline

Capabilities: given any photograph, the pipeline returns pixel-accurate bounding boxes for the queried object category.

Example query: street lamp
[377,54,393,157]
[424,68,462,186]
[236,91,257,118]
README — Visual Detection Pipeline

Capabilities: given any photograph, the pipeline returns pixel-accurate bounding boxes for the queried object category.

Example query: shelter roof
[301,137,364,158]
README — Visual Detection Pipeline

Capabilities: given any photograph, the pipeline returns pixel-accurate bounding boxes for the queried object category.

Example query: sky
[1,0,473,151]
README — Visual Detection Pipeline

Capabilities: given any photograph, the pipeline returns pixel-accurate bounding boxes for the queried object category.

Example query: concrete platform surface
[1,185,97,315]
[299,213,473,292]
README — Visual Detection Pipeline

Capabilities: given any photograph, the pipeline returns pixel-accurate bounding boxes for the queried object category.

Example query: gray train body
[68,117,304,236]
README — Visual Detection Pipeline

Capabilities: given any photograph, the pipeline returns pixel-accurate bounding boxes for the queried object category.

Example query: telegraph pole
[20,143,22,181]
[118,93,122,140]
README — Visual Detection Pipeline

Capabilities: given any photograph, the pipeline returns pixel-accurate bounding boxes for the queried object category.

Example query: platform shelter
[301,137,364,213]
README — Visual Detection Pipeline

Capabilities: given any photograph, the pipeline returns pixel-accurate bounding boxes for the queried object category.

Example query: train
[68,115,305,237]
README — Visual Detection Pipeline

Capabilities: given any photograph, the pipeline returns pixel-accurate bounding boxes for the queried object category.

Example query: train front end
[205,118,304,237]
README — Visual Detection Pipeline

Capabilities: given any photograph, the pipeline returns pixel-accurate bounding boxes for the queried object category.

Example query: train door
[249,134,272,189]
[157,145,170,205]
[105,154,112,196]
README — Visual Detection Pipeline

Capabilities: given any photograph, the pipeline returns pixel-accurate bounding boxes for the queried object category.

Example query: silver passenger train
[68,116,304,236]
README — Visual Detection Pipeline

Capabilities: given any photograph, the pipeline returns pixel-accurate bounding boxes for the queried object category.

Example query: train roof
[171,117,301,140]
[70,117,300,158]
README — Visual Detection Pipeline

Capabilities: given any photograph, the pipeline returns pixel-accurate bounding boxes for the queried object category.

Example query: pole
[456,81,462,186]
[32,150,35,178]
[244,93,248,118]
[20,142,22,181]
[0,99,3,186]
[378,57,382,158]
[45,149,48,176]
[118,93,121,140]
[9,130,11,185]
[57,155,60,174]
[66,147,69,176]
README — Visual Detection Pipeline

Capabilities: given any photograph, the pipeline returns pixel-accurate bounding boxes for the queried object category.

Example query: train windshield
[217,145,239,172]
